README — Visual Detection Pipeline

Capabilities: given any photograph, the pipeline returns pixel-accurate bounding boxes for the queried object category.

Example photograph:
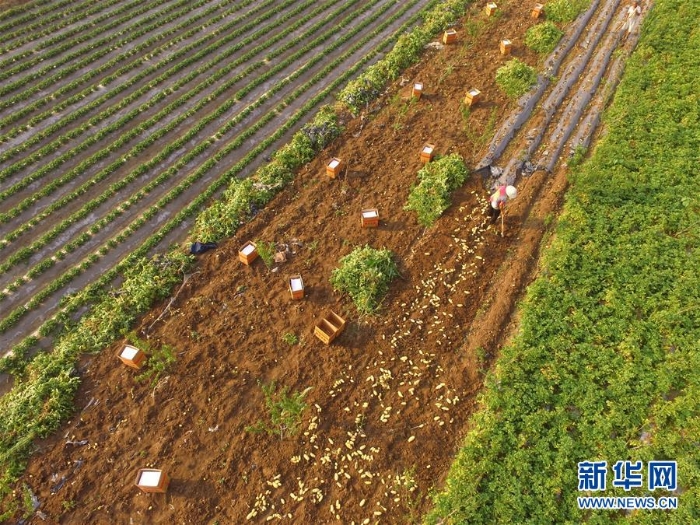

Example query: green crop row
[0,0,261,133]
[0,0,325,204]
[0,0,173,75]
[0,0,77,33]
[0,0,206,96]
[0,0,264,111]
[428,0,700,522]
[0,0,407,322]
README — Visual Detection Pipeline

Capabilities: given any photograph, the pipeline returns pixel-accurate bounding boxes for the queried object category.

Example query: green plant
[544,0,588,23]
[495,58,538,99]
[21,484,34,519]
[62,499,76,512]
[307,240,319,252]
[330,245,399,314]
[569,144,588,167]
[524,22,564,54]
[245,381,310,438]
[255,240,277,268]
[281,332,298,345]
[132,335,177,387]
[404,154,469,227]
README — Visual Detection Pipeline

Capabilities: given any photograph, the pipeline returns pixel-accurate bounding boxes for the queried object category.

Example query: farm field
[0,0,433,353]
[3,0,696,523]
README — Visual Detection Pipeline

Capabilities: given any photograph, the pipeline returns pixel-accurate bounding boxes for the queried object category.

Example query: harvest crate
[464,88,481,107]
[117,345,146,370]
[443,29,457,44]
[361,208,379,228]
[135,469,169,493]
[412,82,423,99]
[289,275,305,300]
[485,2,497,16]
[420,143,435,163]
[532,3,543,18]
[314,311,346,345]
[238,241,258,265]
[326,157,343,179]
[500,39,512,55]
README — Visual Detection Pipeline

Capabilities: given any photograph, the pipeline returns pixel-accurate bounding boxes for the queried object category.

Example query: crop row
[0,0,416,328]
[0,0,267,135]
[0,0,183,81]
[0,0,78,34]
[0,0,232,97]
[0,0,341,242]
[0,0,267,111]
[0,0,166,68]
[0,0,318,195]
[427,1,700,523]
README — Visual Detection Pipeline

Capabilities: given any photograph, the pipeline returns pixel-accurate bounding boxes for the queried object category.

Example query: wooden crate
[361,208,379,228]
[289,275,304,300]
[464,88,481,107]
[485,2,497,16]
[531,3,543,19]
[326,157,343,179]
[442,29,457,44]
[117,345,146,369]
[412,82,423,99]
[314,311,346,345]
[500,39,512,55]
[420,143,435,163]
[135,469,169,494]
[238,241,258,265]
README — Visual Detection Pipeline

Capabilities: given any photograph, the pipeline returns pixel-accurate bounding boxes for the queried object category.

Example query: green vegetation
[524,21,564,54]
[544,0,589,23]
[495,58,538,99]
[404,154,469,227]
[245,381,310,439]
[255,241,277,269]
[132,336,177,387]
[330,245,399,314]
[282,332,299,346]
[428,0,700,522]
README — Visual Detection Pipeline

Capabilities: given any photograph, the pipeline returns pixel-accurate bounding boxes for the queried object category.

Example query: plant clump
[245,381,310,439]
[330,245,399,314]
[495,58,538,99]
[544,0,588,23]
[525,22,564,54]
[404,154,469,227]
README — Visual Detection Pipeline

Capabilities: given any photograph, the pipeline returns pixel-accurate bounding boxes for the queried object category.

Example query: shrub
[495,58,538,99]
[330,246,399,314]
[525,22,564,54]
[544,0,589,23]
[404,154,469,227]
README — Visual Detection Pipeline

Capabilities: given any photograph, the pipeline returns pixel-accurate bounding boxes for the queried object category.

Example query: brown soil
[6,1,635,523]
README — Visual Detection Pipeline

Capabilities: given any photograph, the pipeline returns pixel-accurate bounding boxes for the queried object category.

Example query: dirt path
[6,0,648,522]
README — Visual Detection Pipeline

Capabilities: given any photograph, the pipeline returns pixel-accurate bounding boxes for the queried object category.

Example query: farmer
[487,185,517,222]
[622,0,642,41]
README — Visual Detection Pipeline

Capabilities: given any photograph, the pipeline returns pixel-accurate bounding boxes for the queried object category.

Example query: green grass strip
[427,0,700,522]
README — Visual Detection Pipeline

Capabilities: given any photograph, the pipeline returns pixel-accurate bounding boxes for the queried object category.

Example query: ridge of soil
[6,1,639,523]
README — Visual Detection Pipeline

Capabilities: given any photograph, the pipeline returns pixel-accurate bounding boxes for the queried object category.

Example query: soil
[6,0,644,523]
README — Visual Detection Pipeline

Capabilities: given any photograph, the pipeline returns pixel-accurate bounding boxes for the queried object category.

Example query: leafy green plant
[255,240,277,268]
[569,144,588,167]
[524,22,564,54]
[495,58,538,99]
[129,335,177,387]
[281,332,298,345]
[245,381,310,438]
[544,0,588,23]
[404,154,469,227]
[330,245,399,314]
